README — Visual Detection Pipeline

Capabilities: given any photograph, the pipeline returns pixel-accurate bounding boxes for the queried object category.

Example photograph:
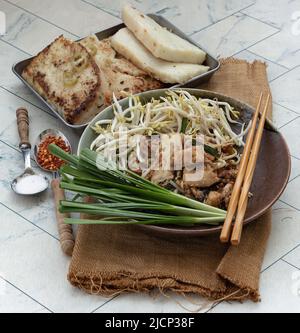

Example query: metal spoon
[33,129,75,256]
[11,108,49,195]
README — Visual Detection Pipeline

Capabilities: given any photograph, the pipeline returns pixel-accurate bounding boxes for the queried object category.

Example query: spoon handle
[16,108,31,149]
[51,178,75,256]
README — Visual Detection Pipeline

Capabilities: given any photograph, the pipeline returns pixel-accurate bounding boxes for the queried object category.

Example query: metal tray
[12,14,220,130]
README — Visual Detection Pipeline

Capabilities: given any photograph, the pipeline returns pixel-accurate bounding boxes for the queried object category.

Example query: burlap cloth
[68,58,272,302]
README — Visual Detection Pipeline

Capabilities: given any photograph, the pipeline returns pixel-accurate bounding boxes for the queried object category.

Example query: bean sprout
[91,90,249,167]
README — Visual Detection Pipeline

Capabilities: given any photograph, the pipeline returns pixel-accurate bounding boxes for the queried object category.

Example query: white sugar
[15,175,48,195]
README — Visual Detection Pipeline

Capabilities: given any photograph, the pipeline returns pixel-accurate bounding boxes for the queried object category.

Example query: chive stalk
[48,144,226,226]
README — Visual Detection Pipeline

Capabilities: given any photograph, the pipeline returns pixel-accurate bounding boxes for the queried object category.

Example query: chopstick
[220,93,263,243]
[220,93,271,244]
[230,93,270,245]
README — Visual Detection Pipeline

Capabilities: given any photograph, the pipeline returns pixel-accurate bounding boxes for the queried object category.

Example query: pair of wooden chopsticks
[220,93,271,246]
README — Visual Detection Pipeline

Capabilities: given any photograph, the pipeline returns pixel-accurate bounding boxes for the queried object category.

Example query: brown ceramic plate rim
[78,88,291,237]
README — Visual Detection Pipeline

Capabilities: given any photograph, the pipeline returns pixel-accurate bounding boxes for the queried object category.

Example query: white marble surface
[280,175,300,210]
[271,103,298,129]
[0,278,50,313]
[262,202,300,271]
[0,0,299,313]
[243,0,300,69]
[284,245,300,270]
[210,260,300,313]
[83,0,255,35]
[242,0,300,30]
[249,29,300,69]
[234,50,289,81]
[290,156,300,183]
[8,0,121,37]
[0,204,109,313]
[0,40,47,110]
[192,12,278,58]
[0,0,76,54]
[271,67,300,114]
[82,0,166,18]
[0,88,79,150]
[280,117,300,159]
[95,293,214,313]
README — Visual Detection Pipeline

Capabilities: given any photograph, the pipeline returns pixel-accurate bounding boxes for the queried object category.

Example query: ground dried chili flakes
[37,135,70,171]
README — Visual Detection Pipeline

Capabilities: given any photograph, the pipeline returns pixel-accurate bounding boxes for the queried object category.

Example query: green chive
[49,144,227,226]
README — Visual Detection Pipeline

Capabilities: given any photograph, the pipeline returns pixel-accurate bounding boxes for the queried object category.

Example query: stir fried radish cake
[21,4,212,125]
[111,28,209,84]
[22,36,101,124]
[79,35,163,106]
[22,34,165,124]
[122,4,207,64]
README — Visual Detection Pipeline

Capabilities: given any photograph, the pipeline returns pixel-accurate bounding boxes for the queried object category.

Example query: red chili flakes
[37,135,70,171]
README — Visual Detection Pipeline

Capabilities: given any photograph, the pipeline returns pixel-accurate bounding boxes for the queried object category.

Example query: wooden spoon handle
[51,178,75,256]
[16,108,31,149]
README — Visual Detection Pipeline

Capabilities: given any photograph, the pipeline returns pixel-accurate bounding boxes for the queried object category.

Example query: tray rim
[12,14,220,129]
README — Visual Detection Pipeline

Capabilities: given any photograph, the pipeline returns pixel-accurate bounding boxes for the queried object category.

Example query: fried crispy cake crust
[79,35,163,106]
[22,36,101,124]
